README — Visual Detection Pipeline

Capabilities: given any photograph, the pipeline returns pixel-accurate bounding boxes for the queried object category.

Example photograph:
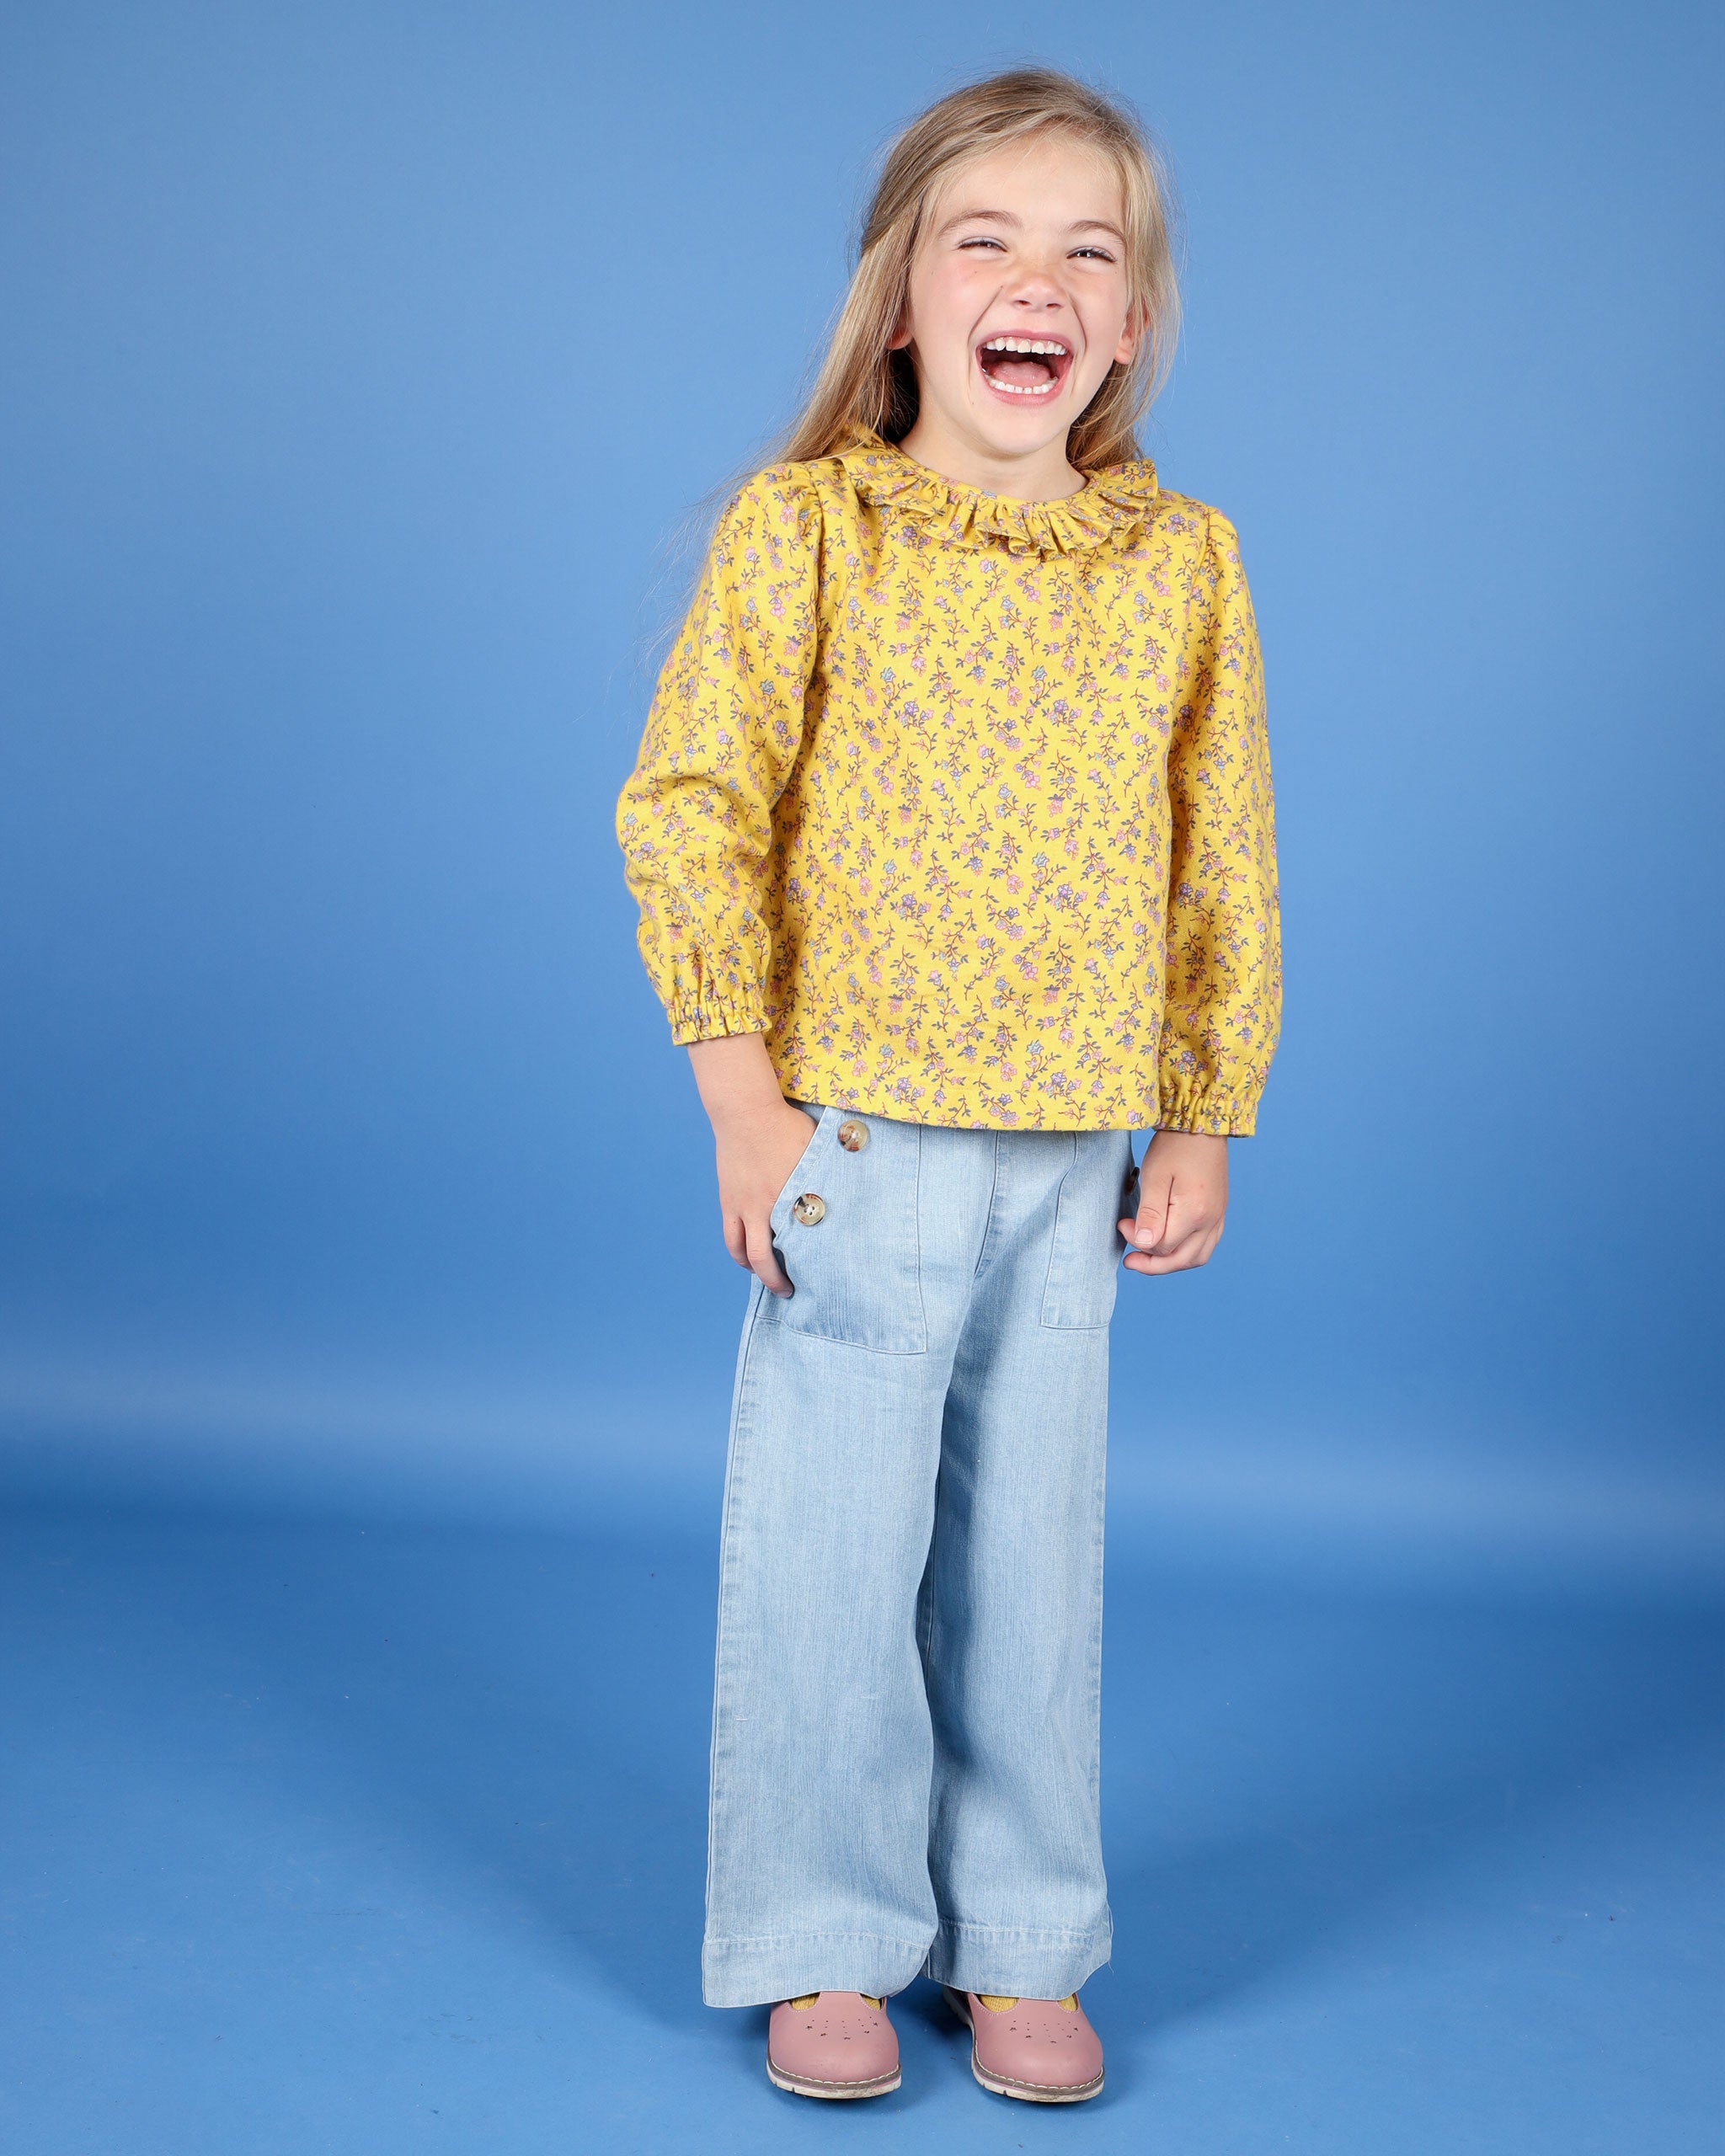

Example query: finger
[1124,1177,1172,1253]
[1130,1196,1193,1258]
[1132,1224,1220,1275]
[744,1213,793,1298]
[1149,1186,1228,1258]
[1123,1210,1216,1270]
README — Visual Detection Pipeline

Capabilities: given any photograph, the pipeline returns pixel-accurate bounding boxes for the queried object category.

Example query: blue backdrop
[3,9,1722,2153]
[2,2,1720,1539]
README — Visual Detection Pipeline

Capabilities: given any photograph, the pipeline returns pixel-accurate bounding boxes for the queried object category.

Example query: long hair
[778,65,1183,470]
[628,68,1182,696]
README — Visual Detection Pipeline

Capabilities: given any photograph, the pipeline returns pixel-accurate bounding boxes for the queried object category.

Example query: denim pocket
[763,1107,927,1356]
[769,1101,830,1215]
[1039,1133,1130,1331]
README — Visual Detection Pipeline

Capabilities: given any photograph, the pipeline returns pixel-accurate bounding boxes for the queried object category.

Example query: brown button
[836,1119,869,1152]
[792,1192,827,1225]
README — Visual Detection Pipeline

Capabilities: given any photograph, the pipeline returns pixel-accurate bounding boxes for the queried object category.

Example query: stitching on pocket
[1040,1134,1122,1331]
[763,1113,927,1355]
[768,1103,832,1230]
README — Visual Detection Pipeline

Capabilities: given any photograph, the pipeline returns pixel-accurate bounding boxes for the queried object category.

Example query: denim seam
[1039,1132,1078,1326]
[707,1929,935,1951]
[1087,1364,1108,1814]
[911,1120,926,1337]
[766,1102,833,1236]
[704,1273,769,1945]
[921,1921,1116,1988]
[751,1330,927,1358]
[972,1129,1006,1283]
[931,1931,1103,1949]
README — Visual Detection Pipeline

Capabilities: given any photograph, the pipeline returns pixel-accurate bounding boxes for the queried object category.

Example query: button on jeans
[702,1099,1136,2008]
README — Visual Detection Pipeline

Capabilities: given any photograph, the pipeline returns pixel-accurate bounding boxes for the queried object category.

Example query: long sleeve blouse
[614,423,1281,1134]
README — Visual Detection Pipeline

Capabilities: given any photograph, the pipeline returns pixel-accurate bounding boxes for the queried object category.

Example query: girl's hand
[1119,1129,1228,1277]
[686,1033,817,1297]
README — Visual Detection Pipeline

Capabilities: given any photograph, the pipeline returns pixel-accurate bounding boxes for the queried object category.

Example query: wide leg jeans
[702,1099,1135,2008]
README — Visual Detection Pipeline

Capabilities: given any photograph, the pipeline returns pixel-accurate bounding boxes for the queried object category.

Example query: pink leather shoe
[942,1986,1104,2102]
[766,1992,901,2099]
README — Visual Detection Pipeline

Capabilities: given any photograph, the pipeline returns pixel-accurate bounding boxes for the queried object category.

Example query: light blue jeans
[702,1098,1137,2008]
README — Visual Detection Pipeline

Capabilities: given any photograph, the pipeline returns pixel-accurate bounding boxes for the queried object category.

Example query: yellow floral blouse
[614,424,1280,1133]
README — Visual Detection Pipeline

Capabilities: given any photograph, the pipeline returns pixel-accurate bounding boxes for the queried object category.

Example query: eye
[1071,245,1116,261]
[958,236,1007,250]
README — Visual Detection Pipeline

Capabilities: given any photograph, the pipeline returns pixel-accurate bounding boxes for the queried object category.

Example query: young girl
[615,66,1279,2105]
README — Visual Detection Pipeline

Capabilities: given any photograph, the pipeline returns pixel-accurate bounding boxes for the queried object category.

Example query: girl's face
[891,132,1140,478]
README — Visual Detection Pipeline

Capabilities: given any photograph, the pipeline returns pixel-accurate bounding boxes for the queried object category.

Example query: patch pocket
[763,1109,927,1356]
[1040,1132,1132,1331]
[768,1100,832,1216]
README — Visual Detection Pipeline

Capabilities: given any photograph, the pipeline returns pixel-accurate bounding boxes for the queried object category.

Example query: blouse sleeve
[614,467,823,1044]
[1158,506,1283,1135]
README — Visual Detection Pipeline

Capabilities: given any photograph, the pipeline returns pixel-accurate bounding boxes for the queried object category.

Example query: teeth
[990,376,1058,393]
[981,336,1069,355]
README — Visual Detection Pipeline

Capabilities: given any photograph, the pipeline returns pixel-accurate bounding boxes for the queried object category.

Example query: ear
[886,310,914,353]
[1111,297,1147,368]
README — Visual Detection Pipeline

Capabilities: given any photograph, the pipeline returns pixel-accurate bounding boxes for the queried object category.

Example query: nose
[1002,253,1069,314]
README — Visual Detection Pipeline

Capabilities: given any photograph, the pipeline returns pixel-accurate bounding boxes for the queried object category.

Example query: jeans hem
[921,1913,1114,1998]
[702,1929,936,2009]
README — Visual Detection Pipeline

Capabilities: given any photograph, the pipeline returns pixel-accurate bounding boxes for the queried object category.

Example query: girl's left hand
[1119,1130,1228,1276]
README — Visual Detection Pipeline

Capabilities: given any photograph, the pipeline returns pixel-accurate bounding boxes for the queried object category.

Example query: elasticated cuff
[1156,1081,1260,1137]
[667,985,769,1044]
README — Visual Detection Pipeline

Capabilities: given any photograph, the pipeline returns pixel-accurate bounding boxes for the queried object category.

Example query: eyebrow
[935,206,1127,243]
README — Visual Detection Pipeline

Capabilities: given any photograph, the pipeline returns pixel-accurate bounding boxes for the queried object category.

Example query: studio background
[4,1,1719,1556]
[1,5,1720,2152]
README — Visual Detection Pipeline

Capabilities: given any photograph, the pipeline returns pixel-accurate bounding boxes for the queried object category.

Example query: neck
[895,409,1086,501]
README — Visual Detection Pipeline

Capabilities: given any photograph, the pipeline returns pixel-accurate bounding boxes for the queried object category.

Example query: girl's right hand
[714,1099,820,1298]
[685,1033,818,1297]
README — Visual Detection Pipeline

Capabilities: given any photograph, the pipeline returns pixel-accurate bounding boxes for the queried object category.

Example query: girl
[615,66,1279,2105]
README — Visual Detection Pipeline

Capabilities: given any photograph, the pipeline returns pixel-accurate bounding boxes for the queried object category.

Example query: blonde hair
[777,65,1183,470]
[627,68,1181,697]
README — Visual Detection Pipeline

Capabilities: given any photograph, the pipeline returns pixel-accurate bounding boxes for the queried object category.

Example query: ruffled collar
[835,422,1159,558]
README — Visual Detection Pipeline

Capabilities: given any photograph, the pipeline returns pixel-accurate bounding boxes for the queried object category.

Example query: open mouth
[975,334,1073,399]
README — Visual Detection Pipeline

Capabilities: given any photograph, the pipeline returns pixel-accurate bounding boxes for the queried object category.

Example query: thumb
[1129,1165,1173,1250]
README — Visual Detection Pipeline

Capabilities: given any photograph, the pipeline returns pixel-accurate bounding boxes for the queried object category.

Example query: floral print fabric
[614,424,1280,1133]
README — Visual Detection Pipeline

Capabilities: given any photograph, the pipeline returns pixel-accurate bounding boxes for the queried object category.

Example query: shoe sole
[942,1986,1105,2105]
[766,2057,900,2100]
